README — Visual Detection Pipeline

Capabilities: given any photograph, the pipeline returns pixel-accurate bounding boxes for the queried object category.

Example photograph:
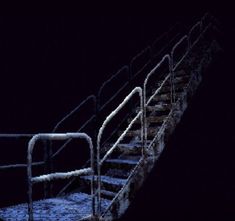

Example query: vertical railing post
[43,140,49,199]
[27,137,37,221]
[140,89,145,157]
[96,139,101,217]
[169,53,175,105]
[143,55,171,146]
[143,90,147,150]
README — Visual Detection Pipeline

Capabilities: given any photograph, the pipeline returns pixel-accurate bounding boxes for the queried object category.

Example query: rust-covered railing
[27,132,95,221]
[96,87,143,216]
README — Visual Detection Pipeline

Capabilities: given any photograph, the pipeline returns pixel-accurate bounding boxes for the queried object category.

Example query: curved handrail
[200,12,211,31]
[27,132,95,221]
[97,65,129,112]
[0,134,45,170]
[188,21,201,49]
[52,95,96,133]
[130,46,151,79]
[151,22,182,57]
[152,22,181,47]
[48,95,96,174]
[171,35,189,71]
[143,54,171,141]
[96,87,143,215]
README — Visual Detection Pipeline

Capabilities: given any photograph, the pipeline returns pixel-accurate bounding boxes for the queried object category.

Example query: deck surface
[0,192,111,221]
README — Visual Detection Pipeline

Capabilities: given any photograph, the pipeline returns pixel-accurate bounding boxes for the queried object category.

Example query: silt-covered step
[164,75,190,86]
[81,175,126,192]
[100,189,117,200]
[130,115,168,126]
[156,82,186,94]
[136,104,171,113]
[151,92,182,103]
[104,157,140,171]
[118,127,159,139]
[105,168,130,179]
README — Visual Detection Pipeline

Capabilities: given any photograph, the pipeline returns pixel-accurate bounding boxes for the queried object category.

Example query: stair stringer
[99,38,221,221]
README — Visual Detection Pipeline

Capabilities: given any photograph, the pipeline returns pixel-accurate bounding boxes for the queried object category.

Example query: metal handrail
[0,134,45,170]
[97,65,129,112]
[52,95,96,133]
[142,12,214,147]
[96,87,143,216]
[188,21,201,49]
[143,54,171,142]
[27,132,95,221]
[151,22,182,57]
[171,35,189,71]
[0,96,97,171]
[130,46,151,79]
[200,12,211,31]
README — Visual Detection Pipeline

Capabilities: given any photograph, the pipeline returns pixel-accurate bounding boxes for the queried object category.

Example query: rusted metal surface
[100,31,221,221]
[0,13,222,221]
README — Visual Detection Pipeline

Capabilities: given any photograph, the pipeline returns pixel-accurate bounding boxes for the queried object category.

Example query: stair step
[165,75,190,85]
[106,158,139,166]
[135,104,171,113]
[159,70,188,81]
[151,91,182,103]
[81,175,126,192]
[117,143,142,155]
[107,141,152,155]
[152,93,171,102]
[131,115,168,125]
[155,83,186,94]
[174,69,189,77]
[106,168,130,179]
[100,189,117,200]
[104,157,140,171]
[118,127,159,138]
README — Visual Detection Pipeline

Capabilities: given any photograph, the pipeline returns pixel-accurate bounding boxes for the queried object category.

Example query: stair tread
[156,83,186,94]
[81,175,127,186]
[106,158,139,165]
[133,115,168,124]
[136,104,171,114]
[150,91,182,103]
[164,75,190,85]
[106,168,130,179]
[159,70,188,80]
[119,127,159,137]
[100,189,117,197]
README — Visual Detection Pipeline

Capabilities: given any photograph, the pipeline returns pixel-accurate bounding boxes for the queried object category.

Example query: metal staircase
[0,13,222,220]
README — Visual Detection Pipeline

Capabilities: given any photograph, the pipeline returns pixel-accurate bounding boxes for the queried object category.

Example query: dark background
[0,10,235,220]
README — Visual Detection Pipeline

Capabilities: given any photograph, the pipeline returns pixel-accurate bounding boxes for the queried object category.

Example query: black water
[119,18,235,221]
[0,12,235,220]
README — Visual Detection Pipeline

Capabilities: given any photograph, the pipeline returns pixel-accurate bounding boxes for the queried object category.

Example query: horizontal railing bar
[0,161,44,170]
[31,167,93,184]
[98,66,129,104]
[52,115,96,159]
[53,95,96,133]
[28,132,95,220]
[99,81,129,112]
[0,134,35,138]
